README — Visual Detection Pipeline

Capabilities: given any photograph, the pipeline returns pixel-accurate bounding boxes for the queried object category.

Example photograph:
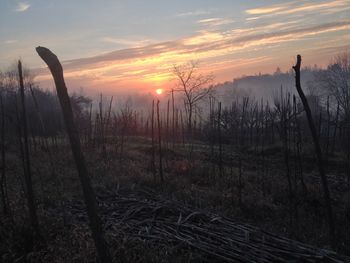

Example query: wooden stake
[18,61,39,235]
[157,100,164,183]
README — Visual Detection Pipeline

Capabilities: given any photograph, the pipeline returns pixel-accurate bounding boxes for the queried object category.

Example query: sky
[0,0,350,95]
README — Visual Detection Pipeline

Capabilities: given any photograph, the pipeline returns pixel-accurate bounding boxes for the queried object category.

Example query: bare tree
[317,53,350,186]
[173,62,213,131]
[318,53,350,119]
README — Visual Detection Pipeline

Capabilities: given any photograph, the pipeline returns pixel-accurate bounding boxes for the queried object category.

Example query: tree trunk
[188,103,193,133]
[36,47,112,263]
[293,54,335,246]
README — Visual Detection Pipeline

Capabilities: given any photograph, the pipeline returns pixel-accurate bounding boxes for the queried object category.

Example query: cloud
[35,18,350,92]
[176,10,211,17]
[100,37,153,47]
[3,40,18,44]
[14,2,30,12]
[246,17,260,21]
[245,0,350,19]
[197,18,234,27]
[61,41,184,70]
[184,31,226,45]
[276,0,349,16]
[48,20,349,73]
[246,6,286,15]
[232,21,350,45]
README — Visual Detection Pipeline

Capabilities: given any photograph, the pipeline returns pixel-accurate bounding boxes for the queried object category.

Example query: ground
[0,136,349,262]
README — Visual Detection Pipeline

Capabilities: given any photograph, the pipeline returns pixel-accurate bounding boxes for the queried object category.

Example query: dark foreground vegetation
[0,48,350,262]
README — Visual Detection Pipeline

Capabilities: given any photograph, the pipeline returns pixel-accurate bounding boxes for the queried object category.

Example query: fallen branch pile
[64,188,349,262]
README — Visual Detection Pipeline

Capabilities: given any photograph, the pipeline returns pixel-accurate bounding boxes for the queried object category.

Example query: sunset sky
[1,0,350,95]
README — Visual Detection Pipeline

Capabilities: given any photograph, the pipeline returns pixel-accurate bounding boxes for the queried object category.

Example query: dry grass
[1,136,350,262]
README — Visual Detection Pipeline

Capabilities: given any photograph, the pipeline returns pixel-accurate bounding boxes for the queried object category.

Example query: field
[1,52,350,262]
[1,130,350,261]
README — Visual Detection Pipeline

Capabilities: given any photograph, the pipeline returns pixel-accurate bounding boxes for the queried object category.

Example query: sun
[156,88,163,95]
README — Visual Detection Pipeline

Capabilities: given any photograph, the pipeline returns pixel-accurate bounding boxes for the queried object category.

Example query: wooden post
[331,102,339,155]
[172,89,175,148]
[0,93,8,215]
[36,47,112,263]
[180,110,185,145]
[18,61,39,235]
[324,96,331,170]
[151,100,156,181]
[293,54,335,246]
[218,102,223,177]
[157,100,164,183]
[88,103,93,145]
[29,84,56,177]
[166,99,170,150]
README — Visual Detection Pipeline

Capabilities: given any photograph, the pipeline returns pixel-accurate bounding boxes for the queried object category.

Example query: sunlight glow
[156,88,163,95]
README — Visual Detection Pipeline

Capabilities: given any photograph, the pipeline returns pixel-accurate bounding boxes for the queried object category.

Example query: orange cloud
[246,0,350,19]
[246,6,285,15]
[35,19,350,94]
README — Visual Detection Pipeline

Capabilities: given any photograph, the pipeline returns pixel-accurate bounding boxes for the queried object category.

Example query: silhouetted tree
[173,62,213,131]
[317,53,350,119]
[293,54,335,246]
